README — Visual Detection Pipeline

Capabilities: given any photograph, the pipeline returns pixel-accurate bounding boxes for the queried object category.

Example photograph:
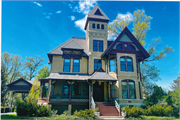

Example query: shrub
[124,105,173,118]
[15,98,51,117]
[125,106,143,118]
[74,109,96,119]
[141,116,175,120]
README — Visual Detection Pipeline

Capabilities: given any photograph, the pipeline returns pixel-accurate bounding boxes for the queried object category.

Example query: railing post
[119,106,121,116]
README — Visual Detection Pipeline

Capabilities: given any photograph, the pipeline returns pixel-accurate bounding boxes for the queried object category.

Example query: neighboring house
[39,5,150,115]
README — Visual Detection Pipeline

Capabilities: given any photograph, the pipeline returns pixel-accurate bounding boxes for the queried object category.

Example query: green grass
[175,116,180,120]
[1,115,28,119]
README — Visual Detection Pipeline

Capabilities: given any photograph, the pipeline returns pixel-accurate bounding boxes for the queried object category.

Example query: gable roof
[6,78,32,87]
[47,37,89,63]
[89,68,117,81]
[101,27,150,59]
[84,5,109,30]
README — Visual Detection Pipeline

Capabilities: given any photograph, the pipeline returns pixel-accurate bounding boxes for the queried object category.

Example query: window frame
[122,80,136,99]
[139,82,142,99]
[94,59,102,71]
[73,59,80,72]
[63,59,71,72]
[93,40,103,52]
[120,56,133,72]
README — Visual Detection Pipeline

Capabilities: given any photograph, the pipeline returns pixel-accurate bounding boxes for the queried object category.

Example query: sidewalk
[1,112,17,115]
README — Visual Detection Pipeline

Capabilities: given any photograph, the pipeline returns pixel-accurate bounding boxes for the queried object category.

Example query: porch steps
[96,102,119,116]
[97,116,125,120]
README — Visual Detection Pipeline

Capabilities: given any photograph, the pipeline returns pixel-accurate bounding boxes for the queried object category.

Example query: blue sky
[2,1,179,90]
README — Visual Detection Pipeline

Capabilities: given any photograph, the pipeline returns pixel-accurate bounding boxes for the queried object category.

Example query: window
[120,57,133,72]
[94,59,101,71]
[130,45,136,50]
[43,82,49,98]
[93,40,103,52]
[97,24,100,29]
[109,59,115,72]
[122,80,135,99]
[101,24,104,29]
[73,59,80,72]
[63,83,69,95]
[64,59,70,72]
[92,23,95,29]
[116,44,122,49]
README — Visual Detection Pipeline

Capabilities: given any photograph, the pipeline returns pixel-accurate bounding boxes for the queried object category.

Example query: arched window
[122,80,135,99]
[109,59,115,72]
[129,45,136,51]
[101,24,104,29]
[116,44,122,50]
[92,23,95,29]
[120,57,133,72]
[97,24,100,29]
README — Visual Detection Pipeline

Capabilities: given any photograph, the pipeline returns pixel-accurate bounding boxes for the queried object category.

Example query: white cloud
[45,16,50,19]
[68,4,73,9]
[76,0,97,14]
[75,15,87,32]
[33,2,42,7]
[56,11,62,14]
[71,16,76,21]
[116,12,133,22]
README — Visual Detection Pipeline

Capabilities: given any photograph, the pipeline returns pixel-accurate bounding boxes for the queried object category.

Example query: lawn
[1,115,28,119]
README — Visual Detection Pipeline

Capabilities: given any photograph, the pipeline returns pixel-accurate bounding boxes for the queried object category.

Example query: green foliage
[15,97,51,117]
[124,105,173,118]
[126,116,176,120]
[74,109,96,119]
[25,56,43,80]
[35,65,50,80]
[143,85,167,106]
[125,106,143,118]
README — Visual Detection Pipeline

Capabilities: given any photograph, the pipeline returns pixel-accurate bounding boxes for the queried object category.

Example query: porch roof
[89,71,117,81]
[40,73,90,81]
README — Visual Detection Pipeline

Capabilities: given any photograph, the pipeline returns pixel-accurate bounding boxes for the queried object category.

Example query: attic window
[129,45,136,51]
[116,44,122,49]
[64,50,72,54]
[94,9,103,16]
[92,23,95,29]
[73,51,81,55]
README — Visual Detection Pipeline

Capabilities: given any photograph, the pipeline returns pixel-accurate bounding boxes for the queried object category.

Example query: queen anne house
[39,5,150,116]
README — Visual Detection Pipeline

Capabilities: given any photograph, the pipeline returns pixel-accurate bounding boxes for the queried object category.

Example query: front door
[93,82,104,102]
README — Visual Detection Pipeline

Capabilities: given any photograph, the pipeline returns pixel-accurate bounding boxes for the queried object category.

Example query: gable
[112,33,140,51]
[14,81,29,85]
[101,27,150,59]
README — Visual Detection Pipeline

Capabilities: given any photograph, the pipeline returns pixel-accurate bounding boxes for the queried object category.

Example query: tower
[84,5,109,53]
[84,5,109,74]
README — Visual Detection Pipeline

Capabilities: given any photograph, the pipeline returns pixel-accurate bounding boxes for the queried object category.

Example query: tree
[170,75,180,91]
[26,65,50,104]
[108,10,173,95]
[1,65,8,106]
[144,85,167,107]
[25,56,43,80]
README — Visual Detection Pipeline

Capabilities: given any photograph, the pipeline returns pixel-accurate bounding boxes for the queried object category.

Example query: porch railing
[113,97,121,116]
[50,95,89,103]
[91,97,96,110]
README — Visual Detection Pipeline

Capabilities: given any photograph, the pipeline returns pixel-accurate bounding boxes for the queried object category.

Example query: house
[39,5,150,115]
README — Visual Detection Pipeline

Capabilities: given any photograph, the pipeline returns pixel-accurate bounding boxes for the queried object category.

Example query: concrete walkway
[1,112,17,115]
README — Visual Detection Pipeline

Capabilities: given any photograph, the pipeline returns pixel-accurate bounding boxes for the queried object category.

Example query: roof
[6,78,32,86]
[89,69,117,81]
[40,73,90,81]
[47,37,89,63]
[84,5,109,30]
[101,27,150,59]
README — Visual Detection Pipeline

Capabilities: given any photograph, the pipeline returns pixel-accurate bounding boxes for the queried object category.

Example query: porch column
[111,82,116,99]
[48,79,52,102]
[41,81,44,99]
[69,82,72,103]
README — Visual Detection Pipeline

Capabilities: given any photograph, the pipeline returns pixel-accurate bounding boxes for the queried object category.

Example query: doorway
[93,82,104,102]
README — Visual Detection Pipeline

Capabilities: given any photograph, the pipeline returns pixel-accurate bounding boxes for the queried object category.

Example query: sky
[2,1,179,90]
